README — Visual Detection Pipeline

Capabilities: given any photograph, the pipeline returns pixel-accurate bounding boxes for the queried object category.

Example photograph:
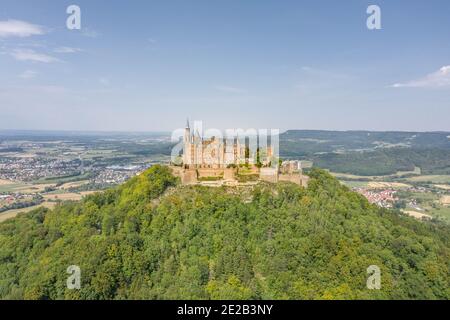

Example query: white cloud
[214,85,245,93]
[54,46,82,53]
[11,49,59,63]
[392,66,450,88]
[0,19,45,38]
[18,70,37,79]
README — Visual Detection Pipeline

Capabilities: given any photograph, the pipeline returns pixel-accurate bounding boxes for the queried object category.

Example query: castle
[182,120,272,169]
[172,120,309,187]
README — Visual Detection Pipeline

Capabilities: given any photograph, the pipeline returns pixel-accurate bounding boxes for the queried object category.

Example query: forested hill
[0,166,449,300]
[280,130,450,154]
[279,130,450,175]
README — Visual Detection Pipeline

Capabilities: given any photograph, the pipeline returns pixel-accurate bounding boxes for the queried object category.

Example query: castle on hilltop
[182,120,273,169]
[171,120,309,187]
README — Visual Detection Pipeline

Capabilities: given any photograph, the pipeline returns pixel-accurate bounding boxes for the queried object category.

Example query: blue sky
[1,0,450,132]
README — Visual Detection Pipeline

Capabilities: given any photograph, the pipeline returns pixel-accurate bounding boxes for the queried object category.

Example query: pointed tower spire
[186,118,190,129]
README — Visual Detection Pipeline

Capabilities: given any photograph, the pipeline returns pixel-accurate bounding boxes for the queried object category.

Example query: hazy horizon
[1,127,450,135]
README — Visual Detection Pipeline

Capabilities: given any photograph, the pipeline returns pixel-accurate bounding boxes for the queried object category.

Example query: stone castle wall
[223,168,236,180]
[279,173,301,185]
[259,167,278,183]
[279,173,309,187]
[197,168,224,178]
[181,169,197,185]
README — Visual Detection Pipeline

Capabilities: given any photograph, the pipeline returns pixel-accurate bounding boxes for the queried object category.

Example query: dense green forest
[0,166,449,300]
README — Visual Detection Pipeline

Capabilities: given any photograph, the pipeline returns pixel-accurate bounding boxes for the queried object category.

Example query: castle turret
[184,119,190,142]
[183,119,191,167]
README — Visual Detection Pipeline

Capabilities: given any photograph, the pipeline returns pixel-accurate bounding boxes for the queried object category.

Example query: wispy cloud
[214,85,245,93]
[18,70,37,79]
[11,49,59,63]
[54,46,82,53]
[392,66,450,88]
[0,19,45,38]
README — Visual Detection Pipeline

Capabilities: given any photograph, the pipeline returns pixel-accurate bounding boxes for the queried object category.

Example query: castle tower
[183,119,191,168]
[184,118,190,142]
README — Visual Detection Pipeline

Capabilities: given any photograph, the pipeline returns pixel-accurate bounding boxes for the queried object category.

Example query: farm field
[366,182,410,189]
[0,182,56,193]
[0,191,97,223]
[441,195,450,205]
[430,206,450,223]
[0,202,56,223]
[43,191,97,202]
[59,180,90,189]
[435,184,450,190]
[404,175,450,184]
[330,167,421,182]
[0,179,14,186]
[402,210,432,220]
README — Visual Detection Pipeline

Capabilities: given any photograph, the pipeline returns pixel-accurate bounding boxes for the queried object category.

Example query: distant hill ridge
[281,130,450,150]
[280,131,450,176]
[1,129,449,176]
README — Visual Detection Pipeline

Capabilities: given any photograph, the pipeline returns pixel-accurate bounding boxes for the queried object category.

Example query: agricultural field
[0,181,56,193]
[43,191,97,202]
[0,179,13,186]
[0,190,98,222]
[0,202,56,223]
[402,210,432,220]
[331,167,421,182]
[435,184,450,190]
[403,175,450,184]
[366,182,411,189]
[441,195,450,205]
